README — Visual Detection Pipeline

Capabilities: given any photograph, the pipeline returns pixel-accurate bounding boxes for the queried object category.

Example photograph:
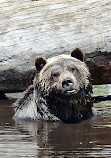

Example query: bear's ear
[71,48,85,61]
[35,57,47,71]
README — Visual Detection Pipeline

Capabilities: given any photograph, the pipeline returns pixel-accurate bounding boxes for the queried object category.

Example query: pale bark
[0,0,111,93]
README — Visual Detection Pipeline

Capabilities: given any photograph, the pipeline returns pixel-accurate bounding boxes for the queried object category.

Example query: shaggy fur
[13,48,94,123]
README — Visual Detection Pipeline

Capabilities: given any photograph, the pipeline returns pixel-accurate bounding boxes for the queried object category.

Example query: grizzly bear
[13,48,95,123]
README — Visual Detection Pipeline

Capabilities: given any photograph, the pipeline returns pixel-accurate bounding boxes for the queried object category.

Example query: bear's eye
[51,73,60,82]
[52,73,60,78]
[71,67,76,73]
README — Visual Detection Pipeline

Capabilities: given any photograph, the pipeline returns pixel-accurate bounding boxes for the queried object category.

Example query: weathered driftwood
[0,0,111,94]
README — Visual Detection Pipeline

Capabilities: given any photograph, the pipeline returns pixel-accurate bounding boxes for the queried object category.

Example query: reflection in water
[0,85,111,158]
[93,84,111,96]
[16,116,111,158]
[0,116,111,157]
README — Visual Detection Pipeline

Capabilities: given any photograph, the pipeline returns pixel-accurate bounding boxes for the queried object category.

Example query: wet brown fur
[13,48,94,123]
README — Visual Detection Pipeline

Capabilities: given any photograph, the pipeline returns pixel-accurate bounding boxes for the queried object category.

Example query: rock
[0,0,111,94]
[0,68,36,93]
[85,51,111,85]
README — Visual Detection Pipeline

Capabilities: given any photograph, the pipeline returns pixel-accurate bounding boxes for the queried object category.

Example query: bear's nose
[62,78,74,90]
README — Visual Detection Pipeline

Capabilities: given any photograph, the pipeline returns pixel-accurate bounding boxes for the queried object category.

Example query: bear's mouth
[66,89,78,94]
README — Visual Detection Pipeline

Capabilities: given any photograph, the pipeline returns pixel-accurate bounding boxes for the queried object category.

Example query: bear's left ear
[71,48,85,61]
[35,57,47,71]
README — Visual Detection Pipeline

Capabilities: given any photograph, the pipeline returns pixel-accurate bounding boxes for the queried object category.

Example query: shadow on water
[0,85,111,158]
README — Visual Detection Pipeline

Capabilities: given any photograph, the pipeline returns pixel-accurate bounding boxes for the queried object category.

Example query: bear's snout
[62,78,74,91]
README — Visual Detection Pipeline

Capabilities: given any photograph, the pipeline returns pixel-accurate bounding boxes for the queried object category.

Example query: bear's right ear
[71,48,85,61]
[35,57,47,71]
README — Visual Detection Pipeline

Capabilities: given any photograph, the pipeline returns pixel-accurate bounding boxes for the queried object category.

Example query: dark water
[0,85,111,158]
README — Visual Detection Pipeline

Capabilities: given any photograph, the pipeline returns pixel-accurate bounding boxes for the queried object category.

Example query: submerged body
[13,48,94,123]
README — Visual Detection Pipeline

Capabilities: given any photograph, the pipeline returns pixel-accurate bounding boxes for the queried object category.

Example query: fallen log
[93,95,111,103]
[0,0,111,94]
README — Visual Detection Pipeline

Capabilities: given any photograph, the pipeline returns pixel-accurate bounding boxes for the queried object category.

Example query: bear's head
[35,48,90,97]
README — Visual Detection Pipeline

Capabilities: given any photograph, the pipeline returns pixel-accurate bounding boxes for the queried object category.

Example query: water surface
[0,85,111,158]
